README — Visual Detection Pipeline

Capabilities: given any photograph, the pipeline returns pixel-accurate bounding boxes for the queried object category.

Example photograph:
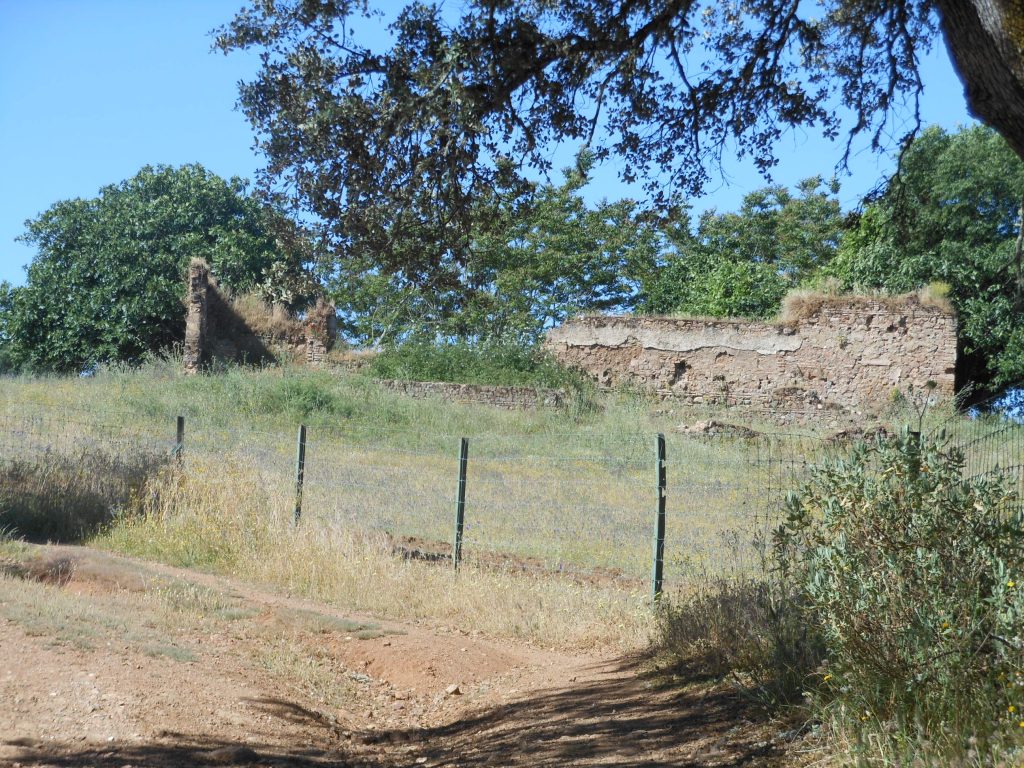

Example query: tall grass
[97,456,652,650]
[0,361,818,650]
[0,448,167,542]
[0,361,832,584]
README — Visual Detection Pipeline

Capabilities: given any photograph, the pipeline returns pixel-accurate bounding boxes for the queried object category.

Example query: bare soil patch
[0,545,794,767]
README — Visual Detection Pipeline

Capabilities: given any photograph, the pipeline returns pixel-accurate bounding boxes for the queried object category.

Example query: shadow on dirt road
[6,657,783,768]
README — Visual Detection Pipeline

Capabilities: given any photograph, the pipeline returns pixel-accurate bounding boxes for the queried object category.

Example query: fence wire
[2,400,1021,590]
[930,392,1024,517]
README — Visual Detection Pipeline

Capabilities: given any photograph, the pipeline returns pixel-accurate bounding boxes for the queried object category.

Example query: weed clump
[240,372,353,420]
[0,449,167,543]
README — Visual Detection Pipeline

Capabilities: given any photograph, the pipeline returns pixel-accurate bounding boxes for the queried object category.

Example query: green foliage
[216,0,941,287]
[825,125,1024,389]
[776,431,1024,758]
[368,339,587,390]
[0,281,15,375]
[642,177,844,319]
[241,373,353,420]
[331,155,658,345]
[3,164,300,373]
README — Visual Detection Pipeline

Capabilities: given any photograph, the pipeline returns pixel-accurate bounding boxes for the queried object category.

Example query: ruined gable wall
[182,260,336,373]
[182,259,209,375]
[544,298,956,412]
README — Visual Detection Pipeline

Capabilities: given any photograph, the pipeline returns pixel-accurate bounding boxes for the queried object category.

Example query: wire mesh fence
[929,391,1024,518]
[2,398,1020,593]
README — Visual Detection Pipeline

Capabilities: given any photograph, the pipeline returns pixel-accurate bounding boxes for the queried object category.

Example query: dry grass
[0,363,964,656]
[0,448,168,543]
[95,456,654,652]
[0,558,204,657]
[228,292,306,343]
[778,283,954,324]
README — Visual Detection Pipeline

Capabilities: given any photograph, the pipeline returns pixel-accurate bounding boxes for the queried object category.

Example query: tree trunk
[1016,195,1024,308]
[935,0,1024,161]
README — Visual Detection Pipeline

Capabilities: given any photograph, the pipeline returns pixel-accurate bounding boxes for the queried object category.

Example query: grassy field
[0,360,985,650]
[0,362,835,571]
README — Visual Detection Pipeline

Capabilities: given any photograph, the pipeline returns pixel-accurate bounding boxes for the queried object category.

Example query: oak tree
[215,0,1023,289]
[332,155,658,344]
[642,177,844,319]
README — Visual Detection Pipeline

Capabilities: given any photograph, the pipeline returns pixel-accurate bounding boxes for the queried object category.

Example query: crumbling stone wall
[182,259,209,375]
[544,297,956,413]
[304,298,339,367]
[182,260,336,373]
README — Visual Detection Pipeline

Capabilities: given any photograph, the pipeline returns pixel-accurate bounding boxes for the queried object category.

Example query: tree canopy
[2,164,301,373]
[824,125,1024,390]
[214,0,1024,286]
[332,155,658,345]
[642,177,844,319]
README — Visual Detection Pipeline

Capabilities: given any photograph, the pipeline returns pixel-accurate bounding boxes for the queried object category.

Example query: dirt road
[0,546,789,767]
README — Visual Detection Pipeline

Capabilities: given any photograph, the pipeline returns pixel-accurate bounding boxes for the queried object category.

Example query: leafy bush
[776,430,1024,759]
[240,373,353,420]
[368,339,589,390]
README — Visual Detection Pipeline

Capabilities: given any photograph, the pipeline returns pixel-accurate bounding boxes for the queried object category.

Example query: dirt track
[0,546,789,767]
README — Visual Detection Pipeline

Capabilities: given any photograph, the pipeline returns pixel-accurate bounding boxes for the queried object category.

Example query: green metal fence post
[173,416,185,463]
[909,428,922,480]
[293,424,307,524]
[652,433,667,605]
[453,437,469,570]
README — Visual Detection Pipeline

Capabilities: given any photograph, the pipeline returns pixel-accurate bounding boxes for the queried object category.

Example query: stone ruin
[544,295,957,414]
[183,259,337,374]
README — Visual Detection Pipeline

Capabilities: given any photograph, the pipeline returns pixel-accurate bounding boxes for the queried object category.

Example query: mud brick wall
[303,299,338,367]
[182,260,209,375]
[544,298,956,413]
[378,380,566,409]
[183,260,336,373]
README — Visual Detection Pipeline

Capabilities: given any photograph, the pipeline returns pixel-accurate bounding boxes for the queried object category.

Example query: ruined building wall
[182,259,209,375]
[182,260,336,373]
[544,298,957,412]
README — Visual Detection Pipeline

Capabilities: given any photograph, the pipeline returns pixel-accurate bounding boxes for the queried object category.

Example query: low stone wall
[378,380,566,409]
[545,297,957,414]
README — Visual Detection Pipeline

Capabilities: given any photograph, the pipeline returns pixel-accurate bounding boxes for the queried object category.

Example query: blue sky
[0,1,976,287]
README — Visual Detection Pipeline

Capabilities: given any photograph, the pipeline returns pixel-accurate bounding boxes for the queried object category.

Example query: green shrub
[241,373,353,420]
[368,339,591,390]
[776,429,1024,760]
